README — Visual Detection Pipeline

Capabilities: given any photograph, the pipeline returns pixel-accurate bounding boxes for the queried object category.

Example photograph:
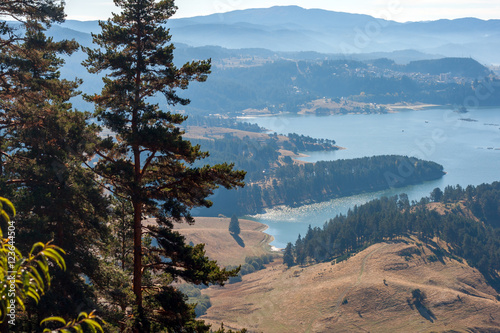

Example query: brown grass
[200,240,500,332]
[174,217,274,267]
[427,201,480,222]
[183,126,272,141]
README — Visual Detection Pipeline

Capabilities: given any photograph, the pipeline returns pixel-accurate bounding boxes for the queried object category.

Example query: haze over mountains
[36,5,498,114]
[53,6,500,65]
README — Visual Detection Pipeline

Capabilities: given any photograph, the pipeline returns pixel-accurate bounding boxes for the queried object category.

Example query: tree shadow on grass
[231,232,245,248]
[416,304,436,322]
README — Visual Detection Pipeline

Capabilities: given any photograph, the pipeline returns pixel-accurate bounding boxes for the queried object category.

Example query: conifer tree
[84,0,245,329]
[0,1,66,172]
[283,242,295,268]
[229,214,240,235]
[0,2,110,325]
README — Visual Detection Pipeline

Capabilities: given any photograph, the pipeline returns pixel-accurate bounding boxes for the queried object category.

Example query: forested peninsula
[201,155,445,215]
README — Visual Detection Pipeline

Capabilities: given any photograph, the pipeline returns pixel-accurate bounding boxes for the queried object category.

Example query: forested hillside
[186,120,445,216]
[284,182,500,289]
[184,58,498,114]
[187,127,338,181]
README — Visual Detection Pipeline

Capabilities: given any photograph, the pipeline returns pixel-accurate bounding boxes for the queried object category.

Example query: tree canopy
[83,0,245,330]
[229,215,240,235]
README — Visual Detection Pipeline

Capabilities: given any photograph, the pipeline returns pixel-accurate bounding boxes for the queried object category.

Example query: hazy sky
[65,0,500,22]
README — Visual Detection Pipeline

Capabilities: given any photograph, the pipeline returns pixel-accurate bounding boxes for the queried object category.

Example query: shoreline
[254,223,281,252]
[382,103,443,112]
[237,103,446,118]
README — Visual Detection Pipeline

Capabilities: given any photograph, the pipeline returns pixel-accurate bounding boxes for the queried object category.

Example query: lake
[241,107,500,248]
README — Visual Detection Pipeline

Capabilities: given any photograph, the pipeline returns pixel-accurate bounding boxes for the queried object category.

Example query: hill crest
[201,239,500,332]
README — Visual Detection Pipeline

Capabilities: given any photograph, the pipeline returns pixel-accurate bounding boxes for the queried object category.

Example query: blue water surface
[241,108,500,248]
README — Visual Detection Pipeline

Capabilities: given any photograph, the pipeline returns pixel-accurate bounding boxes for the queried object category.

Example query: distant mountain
[403,58,491,77]
[156,6,499,65]
[31,7,498,113]
[60,20,101,34]
[51,6,500,64]
[170,5,389,30]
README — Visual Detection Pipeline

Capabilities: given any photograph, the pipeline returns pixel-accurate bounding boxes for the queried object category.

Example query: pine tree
[229,214,240,235]
[430,187,444,202]
[0,0,65,76]
[83,0,245,330]
[0,3,110,326]
[0,1,66,172]
[283,242,295,268]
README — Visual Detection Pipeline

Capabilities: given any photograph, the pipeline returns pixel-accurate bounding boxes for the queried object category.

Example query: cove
[242,108,500,248]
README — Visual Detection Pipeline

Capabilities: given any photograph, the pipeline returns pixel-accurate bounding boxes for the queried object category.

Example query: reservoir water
[242,108,500,248]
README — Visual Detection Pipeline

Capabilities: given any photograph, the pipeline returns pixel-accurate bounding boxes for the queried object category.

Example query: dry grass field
[174,217,275,267]
[183,126,272,141]
[200,240,500,333]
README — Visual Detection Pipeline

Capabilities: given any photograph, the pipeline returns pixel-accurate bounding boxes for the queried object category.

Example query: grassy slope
[175,217,274,267]
[200,239,500,333]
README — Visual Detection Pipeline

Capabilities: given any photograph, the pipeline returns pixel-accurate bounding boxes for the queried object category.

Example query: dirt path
[305,243,388,333]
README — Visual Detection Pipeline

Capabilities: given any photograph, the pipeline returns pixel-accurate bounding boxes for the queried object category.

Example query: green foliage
[283,242,295,268]
[411,289,425,306]
[41,310,105,333]
[0,197,104,333]
[185,115,264,133]
[0,10,110,323]
[227,254,273,282]
[0,0,66,95]
[177,284,211,317]
[0,1,246,331]
[430,187,443,202]
[229,215,240,235]
[0,0,65,25]
[0,197,65,323]
[0,198,15,222]
[334,252,352,264]
[397,247,422,258]
[190,131,337,183]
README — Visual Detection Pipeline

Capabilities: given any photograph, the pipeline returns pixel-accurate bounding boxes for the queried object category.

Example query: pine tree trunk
[132,140,143,311]
[133,199,142,308]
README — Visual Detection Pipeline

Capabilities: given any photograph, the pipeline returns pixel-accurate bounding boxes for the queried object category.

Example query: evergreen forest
[283,182,500,290]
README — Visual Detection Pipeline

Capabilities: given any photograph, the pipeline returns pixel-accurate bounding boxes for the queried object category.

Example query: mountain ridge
[40,6,499,64]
